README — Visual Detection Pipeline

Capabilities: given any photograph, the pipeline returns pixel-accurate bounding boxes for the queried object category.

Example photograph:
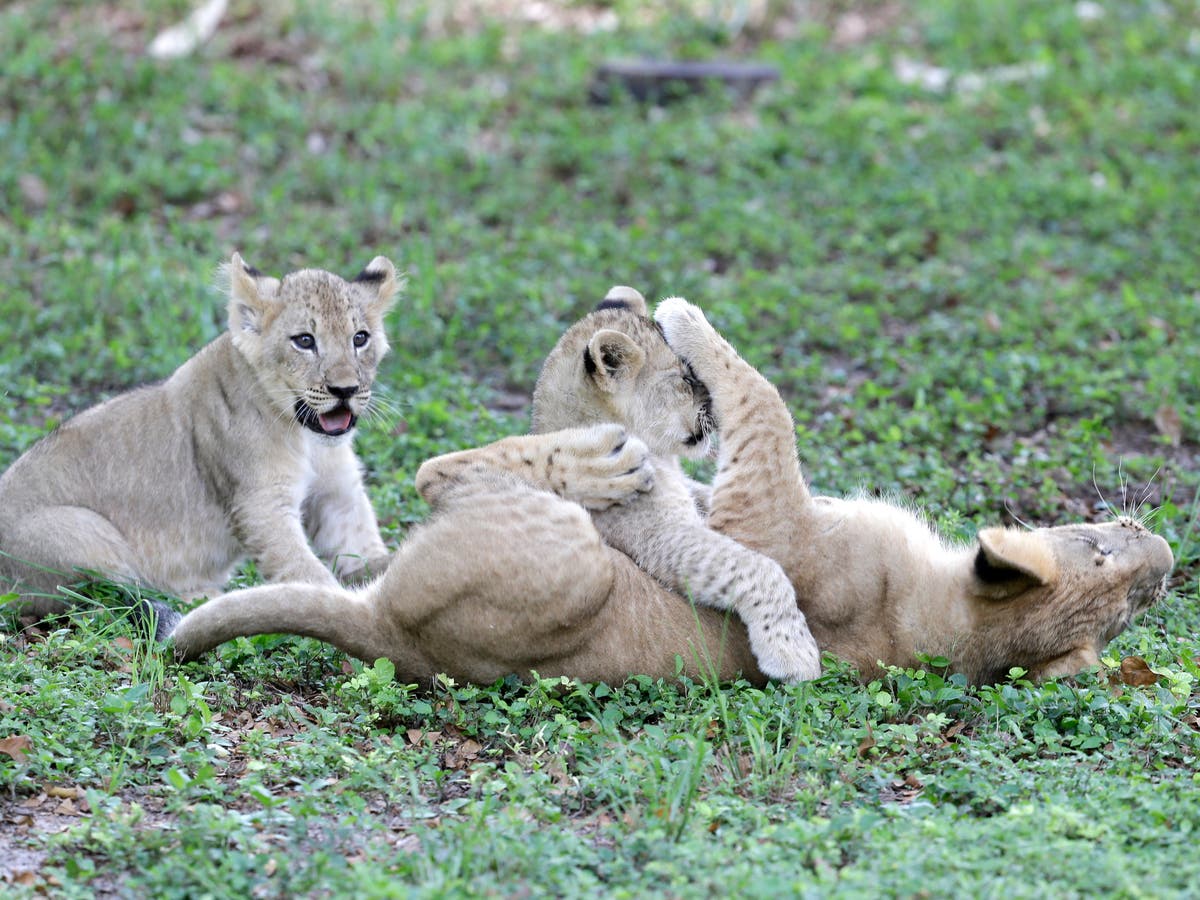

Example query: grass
[2,0,1200,895]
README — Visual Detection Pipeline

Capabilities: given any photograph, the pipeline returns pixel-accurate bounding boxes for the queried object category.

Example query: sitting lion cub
[0,254,399,615]
[163,294,1173,686]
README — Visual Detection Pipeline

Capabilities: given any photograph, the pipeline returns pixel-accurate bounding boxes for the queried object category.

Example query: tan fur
[166,295,1173,686]
[653,296,1174,683]
[0,254,400,614]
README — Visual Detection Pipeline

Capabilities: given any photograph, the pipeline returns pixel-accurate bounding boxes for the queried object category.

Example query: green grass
[3,0,1200,895]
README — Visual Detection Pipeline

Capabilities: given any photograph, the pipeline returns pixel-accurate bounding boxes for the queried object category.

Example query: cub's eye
[291,333,317,351]
[353,330,370,349]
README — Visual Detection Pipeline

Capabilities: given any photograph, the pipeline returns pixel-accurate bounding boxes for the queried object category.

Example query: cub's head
[223,253,401,440]
[967,517,1174,682]
[531,286,713,459]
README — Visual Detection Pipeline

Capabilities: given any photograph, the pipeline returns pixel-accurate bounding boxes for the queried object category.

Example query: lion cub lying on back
[0,255,399,615]
[164,294,1173,686]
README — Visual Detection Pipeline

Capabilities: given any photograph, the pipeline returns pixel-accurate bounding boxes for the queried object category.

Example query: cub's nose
[328,384,359,400]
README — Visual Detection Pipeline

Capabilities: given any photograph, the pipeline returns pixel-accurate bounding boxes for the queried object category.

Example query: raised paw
[747,614,822,684]
[653,297,729,380]
[560,424,655,510]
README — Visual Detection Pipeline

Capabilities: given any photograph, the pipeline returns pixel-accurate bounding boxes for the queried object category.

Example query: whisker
[1090,462,1114,521]
[1133,465,1162,518]
[1003,498,1034,531]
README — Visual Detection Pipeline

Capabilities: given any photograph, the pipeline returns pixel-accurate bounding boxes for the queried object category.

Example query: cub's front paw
[749,618,822,684]
[561,424,655,510]
[653,297,725,375]
[334,550,394,585]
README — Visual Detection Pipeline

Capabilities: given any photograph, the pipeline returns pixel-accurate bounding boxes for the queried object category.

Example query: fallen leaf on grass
[0,735,33,763]
[443,739,482,770]
[856,723,875,757]
[942,719,969,742]
[1153,406,1182,446]
[1119,656,1163,687]
[407,730,442,746]
[45,785,80,799]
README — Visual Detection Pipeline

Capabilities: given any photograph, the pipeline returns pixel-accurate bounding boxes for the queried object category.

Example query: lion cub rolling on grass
[164,293,1173,686]
[653,297,1174,683]
[0,254,399,616]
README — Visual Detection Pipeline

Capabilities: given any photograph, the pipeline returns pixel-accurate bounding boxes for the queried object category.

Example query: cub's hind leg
[171,469,623,684]
[0,506,146,616]
[654,297,811,562]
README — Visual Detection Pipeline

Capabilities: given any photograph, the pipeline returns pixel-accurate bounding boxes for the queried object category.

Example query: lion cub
[0,254,399,614]
[526,288,821,682]
[654,296,1175,682]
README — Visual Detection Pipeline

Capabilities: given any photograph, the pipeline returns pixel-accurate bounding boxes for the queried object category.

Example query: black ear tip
[242,264,264,277]
[594,297,631,313]
[352,267,387,284]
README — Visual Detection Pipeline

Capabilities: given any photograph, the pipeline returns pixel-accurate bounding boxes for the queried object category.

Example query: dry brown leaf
[1154,406,1182,446]
[113,636,134,651]
[46,785,78,799]
[943,720,968,742]
[1119,656,1162,687]
[856,724,876,758]
[406,729,424,746]
[458,739,482,759]
[0,735,33,763]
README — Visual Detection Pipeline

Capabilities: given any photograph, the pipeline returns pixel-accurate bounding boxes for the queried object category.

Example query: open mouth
[294,399,357,437]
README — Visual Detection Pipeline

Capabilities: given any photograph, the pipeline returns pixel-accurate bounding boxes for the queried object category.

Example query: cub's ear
[595,285,648,317]
[222,252,280,336]
[353,255,402,316]
[584,328,646,392]
[974,527,1059,596]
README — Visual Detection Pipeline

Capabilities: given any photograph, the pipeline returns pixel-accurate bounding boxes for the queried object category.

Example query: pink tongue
[319,409,353,433]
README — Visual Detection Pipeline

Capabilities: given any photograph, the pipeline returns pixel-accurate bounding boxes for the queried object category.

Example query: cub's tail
[161,582,387,665]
